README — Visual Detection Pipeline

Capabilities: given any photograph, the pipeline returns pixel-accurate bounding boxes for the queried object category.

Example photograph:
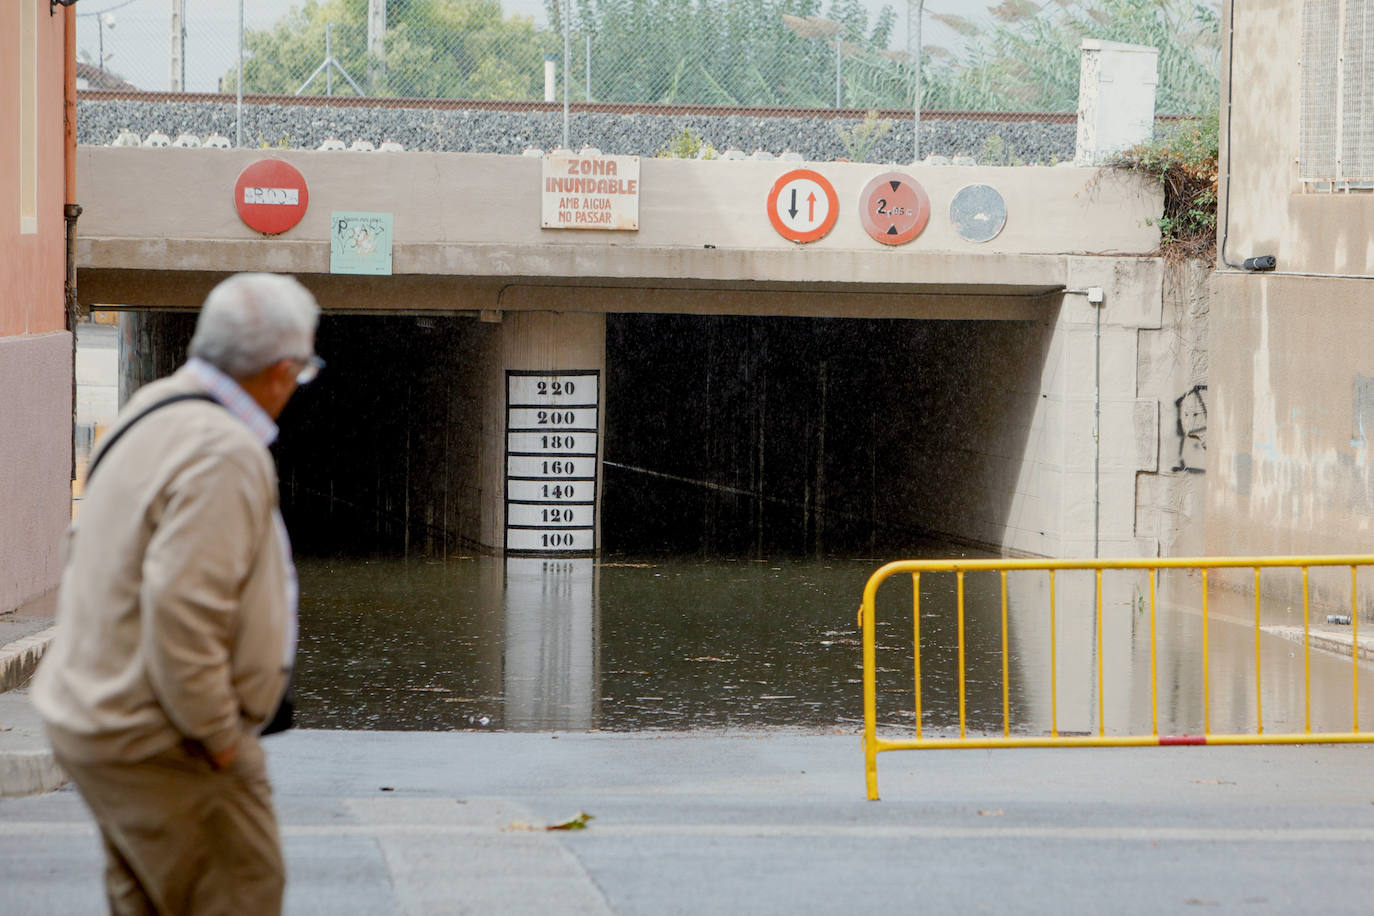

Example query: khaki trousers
[55,733,284,916]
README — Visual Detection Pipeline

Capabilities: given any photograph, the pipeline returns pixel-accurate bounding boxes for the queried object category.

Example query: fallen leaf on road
[547,811,595,831]
[977,809,1004,817]
[506,811,595,832]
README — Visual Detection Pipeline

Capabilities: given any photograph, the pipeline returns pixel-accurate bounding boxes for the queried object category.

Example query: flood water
[294,555,879,731]
[293,552,1374,737]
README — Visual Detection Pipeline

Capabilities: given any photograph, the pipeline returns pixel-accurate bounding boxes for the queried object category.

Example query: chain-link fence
[78,0,926,108]
[74,0,1202,162]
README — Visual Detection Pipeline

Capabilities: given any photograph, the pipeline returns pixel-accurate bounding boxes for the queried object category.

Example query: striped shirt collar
[184,357,279,447]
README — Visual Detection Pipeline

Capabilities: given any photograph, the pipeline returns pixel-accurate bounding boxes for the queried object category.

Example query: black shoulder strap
[86,393,221,483]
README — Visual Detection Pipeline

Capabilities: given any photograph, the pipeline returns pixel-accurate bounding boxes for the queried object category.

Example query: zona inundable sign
[541,154,640,230]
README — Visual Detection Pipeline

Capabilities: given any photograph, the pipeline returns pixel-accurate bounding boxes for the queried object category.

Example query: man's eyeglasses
[292,355,326,385]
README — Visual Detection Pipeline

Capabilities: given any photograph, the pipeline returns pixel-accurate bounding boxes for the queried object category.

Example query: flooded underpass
[107,310,1374,738]
[291,554,1374,736]
[271,310,1060,731]
[292,555,882,731]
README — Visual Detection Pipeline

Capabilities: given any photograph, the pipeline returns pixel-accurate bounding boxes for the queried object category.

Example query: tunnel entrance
[118,306,1053,560]
[118,310,494,559]
[602,313,1050,559]
[275,314,490,558]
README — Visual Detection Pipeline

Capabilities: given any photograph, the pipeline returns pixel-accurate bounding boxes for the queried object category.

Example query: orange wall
[1,0,74,614]
[1,0,67,336]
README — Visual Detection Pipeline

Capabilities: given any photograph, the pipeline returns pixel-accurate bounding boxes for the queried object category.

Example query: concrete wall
[73,148,1161,316]
[76,146,1188,560]
[1209,1,1374,596]
[0,335,72,613]
[1135,260,1210,557]
[1,0,73,614]
[1221,0,1374,278]
[1209,273,1374,606]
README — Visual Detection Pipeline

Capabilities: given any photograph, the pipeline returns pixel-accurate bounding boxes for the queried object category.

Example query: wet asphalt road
[3,729,1374,914]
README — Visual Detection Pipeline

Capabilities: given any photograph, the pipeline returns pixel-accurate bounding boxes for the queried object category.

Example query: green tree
[549,0,897,107]
[223,0,554,100]
[922,0,1219,114]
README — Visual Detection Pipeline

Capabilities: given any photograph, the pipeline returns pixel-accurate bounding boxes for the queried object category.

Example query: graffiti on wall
[1173,384,1207,473]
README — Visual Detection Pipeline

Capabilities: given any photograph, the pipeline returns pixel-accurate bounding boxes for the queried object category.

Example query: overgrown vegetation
[656,127,716,158]
[834,110,893,161]
[1109,111,1218,261]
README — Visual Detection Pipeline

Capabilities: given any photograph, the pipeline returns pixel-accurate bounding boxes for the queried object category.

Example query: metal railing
[860,556,1374,800]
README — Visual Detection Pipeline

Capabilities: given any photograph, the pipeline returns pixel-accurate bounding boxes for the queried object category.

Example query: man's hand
[210,742,239,770]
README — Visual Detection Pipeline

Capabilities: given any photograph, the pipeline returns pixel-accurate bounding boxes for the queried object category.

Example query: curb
[1261,625,1374,661]
[0,689,67,798]
[0,630,66,797]
[0,748,66,798]
[0,627,56,693]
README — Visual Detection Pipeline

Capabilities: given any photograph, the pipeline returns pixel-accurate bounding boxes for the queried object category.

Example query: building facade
[1211,0,1374,599]
[1,0,74,614]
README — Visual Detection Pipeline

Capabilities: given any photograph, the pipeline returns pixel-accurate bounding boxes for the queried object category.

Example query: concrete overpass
[75,147,1181,561]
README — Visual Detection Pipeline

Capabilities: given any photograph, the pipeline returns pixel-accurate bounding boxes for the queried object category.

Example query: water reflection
[503,559,598,730]
[294,556,881,730]
[294,556,1374,735]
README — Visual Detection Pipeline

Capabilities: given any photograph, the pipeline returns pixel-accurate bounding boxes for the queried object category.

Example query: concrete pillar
[479,310,606,556]
[366,0,386,92]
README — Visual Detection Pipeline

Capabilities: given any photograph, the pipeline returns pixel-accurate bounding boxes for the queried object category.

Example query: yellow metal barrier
[861,556,1374,800]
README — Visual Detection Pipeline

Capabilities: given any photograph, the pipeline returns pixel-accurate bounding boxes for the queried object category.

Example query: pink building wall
[1,0,75,614]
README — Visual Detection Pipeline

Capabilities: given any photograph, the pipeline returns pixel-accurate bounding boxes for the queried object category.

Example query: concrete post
[168,0,184,91]
[480,311,606,557]
[367,0,386,92]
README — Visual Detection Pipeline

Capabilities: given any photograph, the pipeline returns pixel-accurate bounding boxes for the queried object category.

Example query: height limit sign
[767,168,838,243]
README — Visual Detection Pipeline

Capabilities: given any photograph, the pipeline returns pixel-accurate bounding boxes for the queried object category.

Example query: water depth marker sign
[505,371,600,556]
[767,168,839,243]
[858,171,931,245]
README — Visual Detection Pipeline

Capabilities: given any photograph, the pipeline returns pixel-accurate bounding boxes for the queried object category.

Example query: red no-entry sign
[234,159,309,235]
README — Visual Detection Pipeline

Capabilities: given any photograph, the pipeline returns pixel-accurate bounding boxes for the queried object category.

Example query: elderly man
[34,273,322,915]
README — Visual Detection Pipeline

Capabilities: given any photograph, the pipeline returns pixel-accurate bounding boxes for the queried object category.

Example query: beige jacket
[34,369,290,764]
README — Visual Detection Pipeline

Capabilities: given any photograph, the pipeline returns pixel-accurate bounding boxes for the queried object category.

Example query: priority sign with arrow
[858,171,930,245]
[767,168,839,243]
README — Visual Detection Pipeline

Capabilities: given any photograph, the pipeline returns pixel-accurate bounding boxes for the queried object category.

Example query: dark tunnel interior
[118,309,1049,559]
[606,313,950,558]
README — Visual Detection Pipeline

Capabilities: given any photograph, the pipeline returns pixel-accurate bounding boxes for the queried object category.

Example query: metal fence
[77,0,923,106]
[75,0,944,155]
[73,1,1204,161]
[859,556,1374,800]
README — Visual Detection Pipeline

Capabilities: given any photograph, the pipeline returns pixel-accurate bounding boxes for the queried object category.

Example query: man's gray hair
[188,273,320,379]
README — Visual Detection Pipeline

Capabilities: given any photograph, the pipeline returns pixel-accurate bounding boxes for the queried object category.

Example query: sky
[77,0,996,95]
